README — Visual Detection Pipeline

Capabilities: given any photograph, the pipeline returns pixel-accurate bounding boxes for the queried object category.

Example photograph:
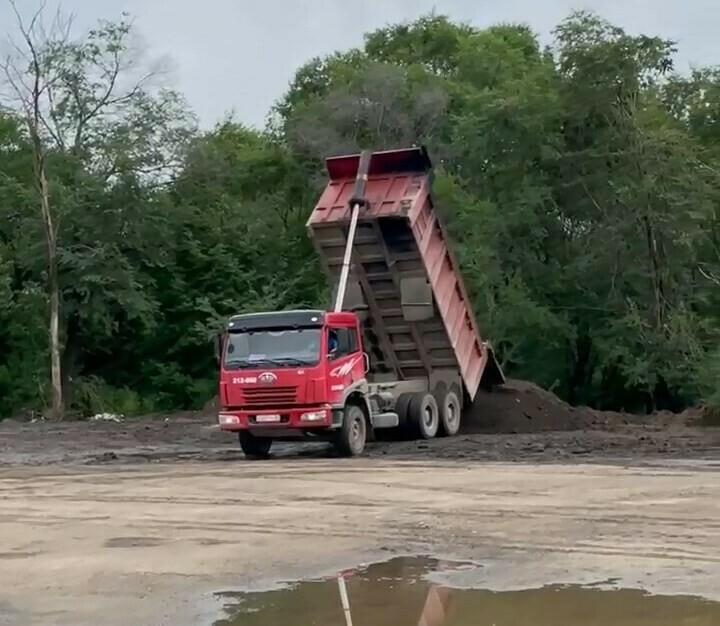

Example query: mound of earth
[462,379,606,434]
[461,379,709,434]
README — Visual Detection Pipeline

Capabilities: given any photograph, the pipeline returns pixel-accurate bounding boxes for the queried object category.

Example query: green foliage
[71,376,156,417]
[0,9,717,418]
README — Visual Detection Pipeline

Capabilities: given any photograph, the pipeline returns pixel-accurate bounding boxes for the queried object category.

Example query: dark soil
[464,379,593,434]
[463,379,705,434]
[0,380,717,467]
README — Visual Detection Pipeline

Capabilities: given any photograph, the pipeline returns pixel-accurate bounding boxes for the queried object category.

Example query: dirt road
[1,457,719,626]
[2,381,719,626]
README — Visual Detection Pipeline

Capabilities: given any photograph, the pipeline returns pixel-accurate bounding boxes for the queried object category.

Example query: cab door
[325,324,365,404]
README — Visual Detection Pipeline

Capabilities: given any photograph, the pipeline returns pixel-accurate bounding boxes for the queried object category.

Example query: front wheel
[333,403,367,457]
[238,431,272,459]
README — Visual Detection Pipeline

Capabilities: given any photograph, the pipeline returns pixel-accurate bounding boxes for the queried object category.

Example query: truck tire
[333,403,367,457]
[407,392,439,439]
[436,388,461,437]
[238,431,272,459]
[394,392,414,432]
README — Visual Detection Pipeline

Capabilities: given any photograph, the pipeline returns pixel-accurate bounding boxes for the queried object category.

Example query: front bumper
[218,405,335,431]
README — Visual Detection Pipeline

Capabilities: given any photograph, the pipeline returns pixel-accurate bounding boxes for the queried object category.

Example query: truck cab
[216,309,372,457]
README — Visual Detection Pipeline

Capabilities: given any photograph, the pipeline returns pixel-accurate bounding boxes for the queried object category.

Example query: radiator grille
[241,386,298,406]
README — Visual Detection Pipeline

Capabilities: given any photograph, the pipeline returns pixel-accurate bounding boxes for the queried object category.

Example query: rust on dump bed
[307,146,504,401]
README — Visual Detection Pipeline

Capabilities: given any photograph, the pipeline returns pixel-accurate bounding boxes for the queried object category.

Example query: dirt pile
[463,379,606,434]
[461,379,712,435]
[702,405,720,427]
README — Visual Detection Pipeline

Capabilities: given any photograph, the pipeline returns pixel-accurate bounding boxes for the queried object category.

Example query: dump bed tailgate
[306,147,504,400]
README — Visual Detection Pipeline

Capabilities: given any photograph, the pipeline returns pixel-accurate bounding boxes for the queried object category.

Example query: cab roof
[227,309,357,332]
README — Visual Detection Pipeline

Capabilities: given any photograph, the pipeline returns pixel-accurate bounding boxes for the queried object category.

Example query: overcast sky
[1,1,717,128]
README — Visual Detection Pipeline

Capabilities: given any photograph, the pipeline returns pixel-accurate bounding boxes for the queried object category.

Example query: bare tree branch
[43,81,66,149]
[698,265,720,285]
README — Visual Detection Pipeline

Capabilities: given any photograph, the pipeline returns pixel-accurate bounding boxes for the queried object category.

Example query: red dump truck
[215,146,505,458]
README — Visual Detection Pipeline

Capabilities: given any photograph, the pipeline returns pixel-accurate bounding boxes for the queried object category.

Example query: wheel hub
[424,406,434,427]
[352,418,362,442]
[447,403,457,424]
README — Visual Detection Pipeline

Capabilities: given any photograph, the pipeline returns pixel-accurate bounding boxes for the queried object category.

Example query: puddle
[214,556,720,625]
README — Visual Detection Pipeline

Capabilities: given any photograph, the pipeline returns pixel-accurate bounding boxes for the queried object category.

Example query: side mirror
[362,352,370,373]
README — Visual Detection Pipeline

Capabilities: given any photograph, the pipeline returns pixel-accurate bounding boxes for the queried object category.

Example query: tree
[550,11,718,409]
[273,10,720,413]
[1,1,193,417]
[0,110,48,414]
[0,8,717,420]
[2,1,65,418]
[153,120,324,405]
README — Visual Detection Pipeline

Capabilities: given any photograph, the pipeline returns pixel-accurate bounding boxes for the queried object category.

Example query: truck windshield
[224,328,321,369]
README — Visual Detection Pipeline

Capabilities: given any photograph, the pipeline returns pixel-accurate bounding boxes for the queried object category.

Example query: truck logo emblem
[258,372,277,384]
[330,356,361,378]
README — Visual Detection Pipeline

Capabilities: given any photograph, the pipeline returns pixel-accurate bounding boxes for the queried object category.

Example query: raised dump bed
[307,146,504,401]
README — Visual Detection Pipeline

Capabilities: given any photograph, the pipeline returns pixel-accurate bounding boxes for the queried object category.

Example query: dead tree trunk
[4,0,65,418]
[36,156,63,419]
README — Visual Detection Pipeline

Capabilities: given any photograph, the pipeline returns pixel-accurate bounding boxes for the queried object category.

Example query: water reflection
[215,556,720,625]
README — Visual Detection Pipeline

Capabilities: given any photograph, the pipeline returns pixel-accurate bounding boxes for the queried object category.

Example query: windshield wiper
[224,358,280,369]
[224,359,256,370]
[270,357,313,366]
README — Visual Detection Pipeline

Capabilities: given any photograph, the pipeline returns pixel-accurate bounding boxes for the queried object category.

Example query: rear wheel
[393,392,414,438]
[238,431,272,459]
[436,388,461,437]
[333,403,367,457]
[407,392,439,439]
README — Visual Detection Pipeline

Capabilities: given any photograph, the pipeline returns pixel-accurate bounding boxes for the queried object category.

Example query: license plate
[255,414,281,423]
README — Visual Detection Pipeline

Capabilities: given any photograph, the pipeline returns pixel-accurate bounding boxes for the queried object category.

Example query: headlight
[300,410,327,422]
[218,413,239,425]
